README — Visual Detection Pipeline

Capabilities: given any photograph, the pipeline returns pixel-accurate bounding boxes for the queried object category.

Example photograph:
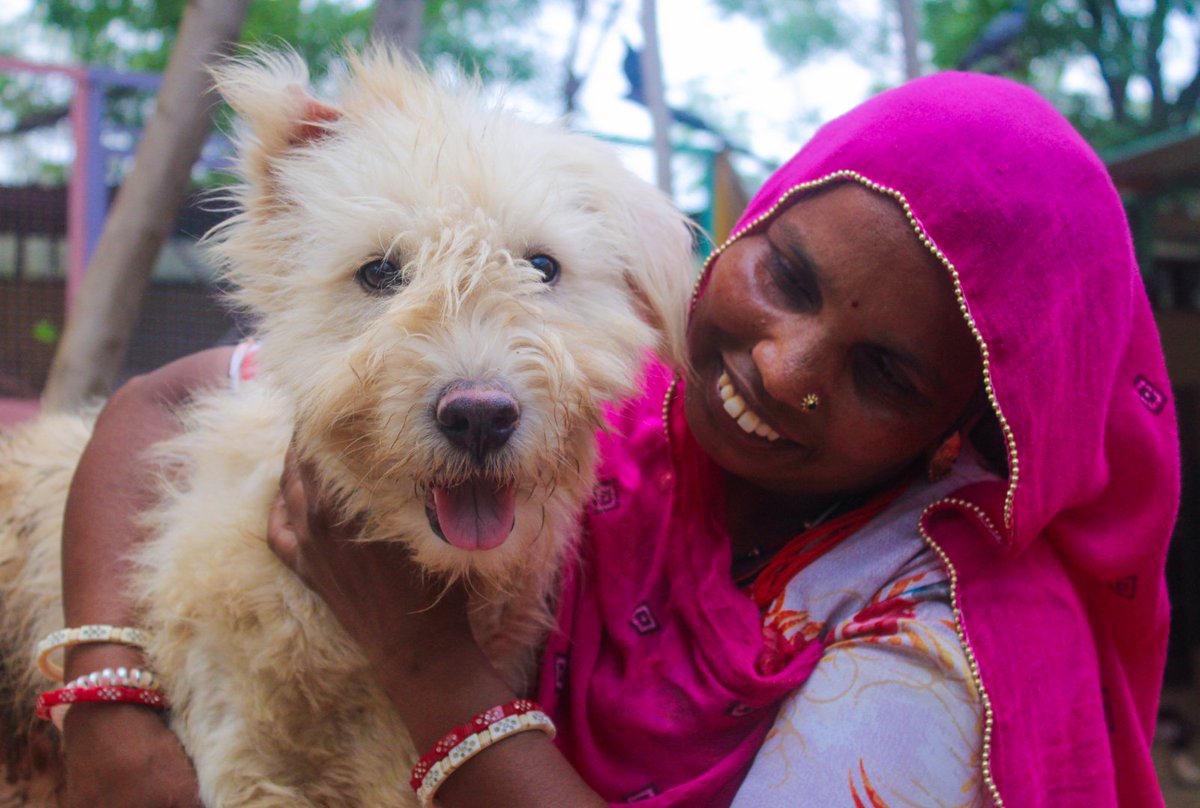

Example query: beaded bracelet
[410,699,556,806]
[65,666,157,692]
[35,625,151,682]
[35,684,169,730]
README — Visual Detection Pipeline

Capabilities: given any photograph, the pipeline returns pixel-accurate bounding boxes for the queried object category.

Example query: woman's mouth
[717,370,781,441]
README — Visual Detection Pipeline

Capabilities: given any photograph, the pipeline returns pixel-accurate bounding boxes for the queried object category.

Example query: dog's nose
[436,385,520,461]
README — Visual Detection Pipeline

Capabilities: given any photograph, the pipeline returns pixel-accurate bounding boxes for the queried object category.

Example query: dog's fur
[0,48,693,806]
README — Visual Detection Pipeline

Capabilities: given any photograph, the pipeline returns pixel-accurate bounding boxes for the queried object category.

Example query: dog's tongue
[432,481,516,551]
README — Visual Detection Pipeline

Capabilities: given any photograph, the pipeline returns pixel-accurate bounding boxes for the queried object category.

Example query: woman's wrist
[63,642,150,684]
[375,633,517,754]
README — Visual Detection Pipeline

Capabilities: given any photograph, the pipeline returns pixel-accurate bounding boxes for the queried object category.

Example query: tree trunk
[639,0,673,196]
[562,0,589,117]
[896,0,921,80]
[372,0,425,57]
[40,0,250,411]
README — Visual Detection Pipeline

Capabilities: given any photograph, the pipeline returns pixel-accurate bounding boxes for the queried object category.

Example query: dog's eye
[356,258,405,294]
[528,254,561,285]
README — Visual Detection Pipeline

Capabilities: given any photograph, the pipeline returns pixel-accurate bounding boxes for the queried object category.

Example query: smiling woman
[685,184,983,522]
[534,71,1177,807]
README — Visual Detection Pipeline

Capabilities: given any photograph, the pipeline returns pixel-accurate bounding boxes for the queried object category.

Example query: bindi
[850,299,860,308]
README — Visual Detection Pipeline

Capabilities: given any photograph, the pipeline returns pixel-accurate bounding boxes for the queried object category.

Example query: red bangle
[409,699,554,803]
[35,684,169,722]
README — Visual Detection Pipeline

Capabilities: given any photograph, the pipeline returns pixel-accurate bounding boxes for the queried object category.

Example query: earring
[927,431,962,482]
[801,393,819,411]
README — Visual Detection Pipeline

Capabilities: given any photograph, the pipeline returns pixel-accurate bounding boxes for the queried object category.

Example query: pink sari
[538,72,1179,806]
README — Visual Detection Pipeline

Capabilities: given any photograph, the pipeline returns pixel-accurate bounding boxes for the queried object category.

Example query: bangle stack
[409,699,555,806]
[33,625,166,730]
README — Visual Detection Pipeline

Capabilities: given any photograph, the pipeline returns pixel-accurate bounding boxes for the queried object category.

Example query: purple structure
[0,57,169,423]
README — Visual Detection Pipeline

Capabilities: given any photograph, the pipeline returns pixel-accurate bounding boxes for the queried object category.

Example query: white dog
[0,48,694,806]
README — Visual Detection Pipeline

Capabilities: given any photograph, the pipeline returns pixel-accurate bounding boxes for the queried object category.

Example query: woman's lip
[715,364,786,443]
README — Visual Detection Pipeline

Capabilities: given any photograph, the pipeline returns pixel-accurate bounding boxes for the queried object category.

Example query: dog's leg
[0,415,94,805]
[133,386,421,806]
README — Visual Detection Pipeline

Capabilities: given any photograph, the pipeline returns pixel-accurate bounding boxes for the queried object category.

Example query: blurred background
[0,1,1197,803]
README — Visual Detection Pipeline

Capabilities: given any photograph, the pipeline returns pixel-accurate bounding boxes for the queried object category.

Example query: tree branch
[561,0,588,116]
[1081,0,1130,124]
[1145,0,1170,130]
[1172,30,1200,125]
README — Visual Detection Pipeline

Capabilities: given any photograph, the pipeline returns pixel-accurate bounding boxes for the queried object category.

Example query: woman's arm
[268,452,607,808]
[59,345,234,808]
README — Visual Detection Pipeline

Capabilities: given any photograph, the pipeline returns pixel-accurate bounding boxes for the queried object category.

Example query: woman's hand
[266,447,473,675]
[264,446,606,807]
[62,704,202,808]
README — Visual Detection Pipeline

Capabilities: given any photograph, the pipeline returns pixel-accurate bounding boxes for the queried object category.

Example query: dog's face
[210,50,694,583]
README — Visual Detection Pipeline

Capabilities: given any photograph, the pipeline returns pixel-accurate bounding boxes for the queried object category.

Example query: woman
[56,71,1177,806]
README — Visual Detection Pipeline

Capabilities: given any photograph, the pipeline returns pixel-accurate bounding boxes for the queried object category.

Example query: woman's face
[685,183,982,499]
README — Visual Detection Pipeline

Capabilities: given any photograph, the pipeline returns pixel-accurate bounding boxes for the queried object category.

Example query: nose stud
[801,393,820,412]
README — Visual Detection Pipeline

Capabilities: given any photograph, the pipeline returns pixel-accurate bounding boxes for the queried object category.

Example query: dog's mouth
[423,479,517,551]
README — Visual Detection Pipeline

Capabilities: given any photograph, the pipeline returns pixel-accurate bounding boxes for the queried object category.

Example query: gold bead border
[919,497,1007,808]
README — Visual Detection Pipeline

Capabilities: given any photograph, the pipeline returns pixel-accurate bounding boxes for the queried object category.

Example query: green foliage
[925,1,1200,148]
[26,0,542,82]
[716,1,1200,151]
[422,0,542,81]
[712,0,892,71]
[241,1,375,78]
[0,0,548,183]
[30,318,60,346]
[924,0,1014,72]
[40,0,188,72]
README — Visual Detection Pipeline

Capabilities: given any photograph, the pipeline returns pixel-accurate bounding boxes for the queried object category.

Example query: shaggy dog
[0,48,693,806]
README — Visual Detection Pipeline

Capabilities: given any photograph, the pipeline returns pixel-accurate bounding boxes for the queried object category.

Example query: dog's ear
[615,182,698,372]
[211,52,343,191]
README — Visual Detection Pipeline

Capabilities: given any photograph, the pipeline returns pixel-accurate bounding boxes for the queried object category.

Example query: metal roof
[1104,127,1200,195]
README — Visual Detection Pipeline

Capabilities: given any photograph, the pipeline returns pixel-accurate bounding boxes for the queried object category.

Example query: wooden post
[40,0,250,411]
[372,0,426,57]
[639,0,673,197]
[897,0,921,81]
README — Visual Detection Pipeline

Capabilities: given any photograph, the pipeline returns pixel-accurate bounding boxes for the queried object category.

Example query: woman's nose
[751,322,828,411]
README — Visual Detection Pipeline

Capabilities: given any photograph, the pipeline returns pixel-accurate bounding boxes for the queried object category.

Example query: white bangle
[35,625,151,682]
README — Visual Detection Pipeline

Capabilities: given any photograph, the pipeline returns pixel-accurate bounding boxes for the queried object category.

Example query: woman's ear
[926,431,963,482]
[927,382,991,481]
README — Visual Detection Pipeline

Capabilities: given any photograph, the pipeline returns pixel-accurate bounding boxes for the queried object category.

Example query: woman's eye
[767,251,814,305]
[356,258,405,294]
[528,254,561,285]
[862,351,916,398]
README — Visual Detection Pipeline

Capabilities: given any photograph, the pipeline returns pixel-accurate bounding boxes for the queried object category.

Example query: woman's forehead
[767,185,977,368]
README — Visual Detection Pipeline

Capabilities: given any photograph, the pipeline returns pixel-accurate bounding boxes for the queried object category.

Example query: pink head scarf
[746,70,1179,806]
[539,72,1179,806]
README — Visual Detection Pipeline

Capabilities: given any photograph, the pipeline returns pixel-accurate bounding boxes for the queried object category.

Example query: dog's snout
[436,385,520,461]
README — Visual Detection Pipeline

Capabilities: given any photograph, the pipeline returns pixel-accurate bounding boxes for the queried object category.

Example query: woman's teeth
[718,371,781,441]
